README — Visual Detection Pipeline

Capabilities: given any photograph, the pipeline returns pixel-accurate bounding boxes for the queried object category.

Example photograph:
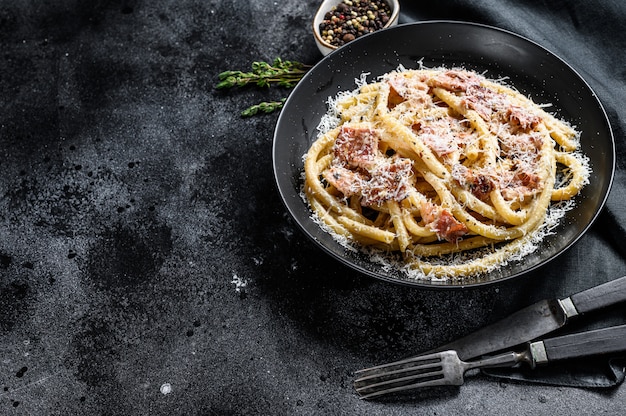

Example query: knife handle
[569,275,626,315]
[537,324,626,363]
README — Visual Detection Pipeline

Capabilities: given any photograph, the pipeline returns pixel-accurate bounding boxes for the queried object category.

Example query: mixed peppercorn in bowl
[313,0,400,55]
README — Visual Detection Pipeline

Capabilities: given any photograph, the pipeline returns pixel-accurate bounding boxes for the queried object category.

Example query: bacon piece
[387,73,431,109]
[461,85,501,119]
[327,126,415,206]
[325,149,413,206]
[416,115,470,157]
[421,201,468,243]
[419,128,458,157]
[451,164,495,201]
[501,133,543,159]
[517,171,541,189]
[436,210,469,242]
[429,70,481,92]
[323,166,364,198]
[500,167,542,201]
[333,126,379,169]
[420,201,438,224]
[506,106,542,131]
[469,174,495,200]
[361,157,413,206]
[387,83,406,109]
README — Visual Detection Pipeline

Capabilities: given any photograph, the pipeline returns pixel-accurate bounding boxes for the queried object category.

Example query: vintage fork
[354,324,626,399]
[354,349,529,399]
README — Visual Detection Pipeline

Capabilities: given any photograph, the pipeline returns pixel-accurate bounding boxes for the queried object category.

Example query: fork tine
[355,368,445,398]
[356,373,449,400]
[354,361,442,385]
[354,352,443,381]
[354,352,461,399]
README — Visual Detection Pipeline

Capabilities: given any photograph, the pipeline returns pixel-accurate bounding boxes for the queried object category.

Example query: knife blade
[431,275,626,361]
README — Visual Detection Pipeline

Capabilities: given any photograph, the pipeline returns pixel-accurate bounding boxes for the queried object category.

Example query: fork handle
[534,324,626,364]
[463,350,528,372]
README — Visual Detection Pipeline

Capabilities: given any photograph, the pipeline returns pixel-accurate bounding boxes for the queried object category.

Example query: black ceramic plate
[272,21,615,288]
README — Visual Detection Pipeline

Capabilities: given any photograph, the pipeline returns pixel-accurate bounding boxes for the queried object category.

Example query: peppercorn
[319,0,392,48]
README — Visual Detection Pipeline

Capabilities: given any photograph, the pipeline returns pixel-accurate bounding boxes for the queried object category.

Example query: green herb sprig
[240,99,287,117]
[216,58,310,117]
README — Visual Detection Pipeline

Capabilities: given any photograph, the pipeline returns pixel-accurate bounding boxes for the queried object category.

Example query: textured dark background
[0,0,625,415]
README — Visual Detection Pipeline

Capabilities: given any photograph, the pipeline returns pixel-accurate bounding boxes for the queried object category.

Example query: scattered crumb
[160,383,172,395]
[231,273,247,293]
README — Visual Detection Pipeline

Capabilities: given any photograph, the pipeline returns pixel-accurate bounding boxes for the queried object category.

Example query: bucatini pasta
[303,67,590,280]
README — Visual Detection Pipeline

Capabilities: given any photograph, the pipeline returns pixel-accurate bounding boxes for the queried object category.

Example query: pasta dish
[303,67,590,280]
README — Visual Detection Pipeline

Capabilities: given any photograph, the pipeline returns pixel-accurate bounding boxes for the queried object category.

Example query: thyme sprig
[216,58,310,117]
[217,58,310,89]
[240,99,287,117]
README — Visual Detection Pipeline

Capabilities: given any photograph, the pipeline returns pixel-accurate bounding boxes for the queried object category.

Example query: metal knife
[431,275,626,361]
[526,323,626,366]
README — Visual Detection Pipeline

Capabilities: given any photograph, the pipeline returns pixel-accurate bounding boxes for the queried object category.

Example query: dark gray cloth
[400,0,626,388]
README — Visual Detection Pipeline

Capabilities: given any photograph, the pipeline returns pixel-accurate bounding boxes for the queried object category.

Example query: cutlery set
[354,276,626,399]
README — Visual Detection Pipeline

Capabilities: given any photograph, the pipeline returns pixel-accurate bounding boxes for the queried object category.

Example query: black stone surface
[0,1,625,415]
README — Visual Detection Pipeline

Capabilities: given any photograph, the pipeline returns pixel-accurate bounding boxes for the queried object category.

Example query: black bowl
[272,21,615,288]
